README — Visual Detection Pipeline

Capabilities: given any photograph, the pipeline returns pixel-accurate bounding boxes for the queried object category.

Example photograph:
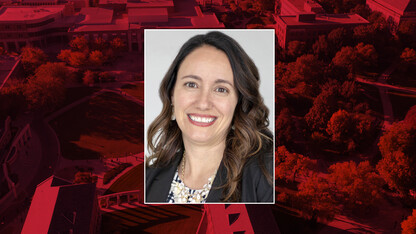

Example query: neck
[181,140,224,188]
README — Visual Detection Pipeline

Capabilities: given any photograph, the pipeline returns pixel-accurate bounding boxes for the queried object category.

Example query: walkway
[55,153,144,194]
[356,62,400,130]
[47,84,145,194]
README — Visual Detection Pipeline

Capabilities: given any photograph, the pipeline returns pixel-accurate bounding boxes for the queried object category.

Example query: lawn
[388,91,416,121]
[101,205,203,233]
[105,163,144,195]
[121,82,144,101]
[51,91,144,160]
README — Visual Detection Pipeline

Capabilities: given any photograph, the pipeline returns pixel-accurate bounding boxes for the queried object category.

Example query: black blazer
[146,151,274,203]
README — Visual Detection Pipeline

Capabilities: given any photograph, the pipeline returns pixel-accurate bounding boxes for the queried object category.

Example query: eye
[215,87,229,93]
[184,82,198,88]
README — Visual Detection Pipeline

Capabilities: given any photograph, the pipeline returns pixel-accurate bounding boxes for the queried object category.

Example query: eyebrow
[181,75,234,87]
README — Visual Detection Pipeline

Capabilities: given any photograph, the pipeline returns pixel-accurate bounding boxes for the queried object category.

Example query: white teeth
[189,115,215,123]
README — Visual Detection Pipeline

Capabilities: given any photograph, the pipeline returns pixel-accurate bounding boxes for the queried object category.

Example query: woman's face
[172,45,238,146]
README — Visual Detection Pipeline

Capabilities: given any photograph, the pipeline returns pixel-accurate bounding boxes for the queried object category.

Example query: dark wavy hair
[147,31,273,202]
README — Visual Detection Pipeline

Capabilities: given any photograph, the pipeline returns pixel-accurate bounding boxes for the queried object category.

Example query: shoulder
[240,150,274,203]
[145,152,182,202]
[243,151,273,177]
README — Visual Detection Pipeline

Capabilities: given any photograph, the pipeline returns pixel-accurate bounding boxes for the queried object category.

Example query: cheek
[219,101,237,120]
[173,93,192,111]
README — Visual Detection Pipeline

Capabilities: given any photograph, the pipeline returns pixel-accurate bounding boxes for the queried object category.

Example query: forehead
[177,45,234,83]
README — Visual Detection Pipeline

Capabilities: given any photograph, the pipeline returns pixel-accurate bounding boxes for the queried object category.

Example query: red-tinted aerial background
[0,0,416,233]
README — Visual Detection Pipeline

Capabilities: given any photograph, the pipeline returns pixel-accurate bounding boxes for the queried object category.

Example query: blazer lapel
[146,153,182,202]
[206,160,226,202]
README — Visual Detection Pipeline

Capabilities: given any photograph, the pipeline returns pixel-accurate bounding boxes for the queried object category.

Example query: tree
[305,86,339,131]
[328,161,384,210]
[296,175,337,222]
[326,109,377,152]
[74,171,97,184]
[368,11,387,32]
[57,49,72,64]
[332,43,377,74]
[286,41,306,58]
[275,62,286,81]
[355,42,378,69]
[332,46,357,74]
[70,36,89,52]
[34,62,72,82]
[92,37,107,51]
[313,35,330,60]
[327,28,350,55]
[83,70,96,85]
[98,71,115,83]
[353,25,376,44]
[275,146,316,182]
[401,48,416,63]
[20,47,48,75]
[377,122,416,194]
[398,21,416,47]
[110,37,126,53]
[255,0,275,12]
[281,54,325,94]
[68,51,88,67]
[0,79,26,118]
[402,210,416,234]
[350,4,370,19]
[326,109,355,144]
[24,74,65,111]
[275,108,296,147]
[404,105,416,126]
[399,48,416,73]
[89,50,106,67]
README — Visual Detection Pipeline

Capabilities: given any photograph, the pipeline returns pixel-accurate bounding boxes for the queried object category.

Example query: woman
[146,31,273,203]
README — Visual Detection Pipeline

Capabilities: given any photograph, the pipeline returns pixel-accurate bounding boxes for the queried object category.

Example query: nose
[196,89,212,110]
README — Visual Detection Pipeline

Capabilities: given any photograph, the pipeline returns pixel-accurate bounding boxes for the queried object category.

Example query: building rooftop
[0,55,20,90]
[287,0,322,12]
[71,16,128,31]
[78,7,113,24]
[21,0,57,3]
[191,13,224,28]
[128,7,168,23]
[99,0,126,4]
[0,5,65,22]
[22,176,97,234]
[126,0,173,8]
[279,13,369,26]
[369,0,416,15]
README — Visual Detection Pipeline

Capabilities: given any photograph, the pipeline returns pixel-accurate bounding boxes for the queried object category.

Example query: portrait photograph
[144,29,275,204]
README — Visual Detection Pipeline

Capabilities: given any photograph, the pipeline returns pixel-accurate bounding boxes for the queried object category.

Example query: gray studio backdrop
[144,29,275,156]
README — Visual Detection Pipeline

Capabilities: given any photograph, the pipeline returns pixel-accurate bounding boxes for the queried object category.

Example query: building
[0,0,224,52]
[0,5,75,51]
[280,0,324,15]
[126,0,174,12]
[195,0,227,7]
[22,176,101,234]
[275,13,369,48]
[70,0,224,52]
[98,0,125,14]
[20,0,59,6]
[366,0,416,30]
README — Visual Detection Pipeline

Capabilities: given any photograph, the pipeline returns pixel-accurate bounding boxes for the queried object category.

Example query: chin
[186,132,215,144]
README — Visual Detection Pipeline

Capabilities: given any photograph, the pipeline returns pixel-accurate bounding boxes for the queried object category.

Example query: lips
[187,114,217,127]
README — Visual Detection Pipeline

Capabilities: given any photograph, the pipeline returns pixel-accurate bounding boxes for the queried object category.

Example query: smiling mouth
[187,114,217,127]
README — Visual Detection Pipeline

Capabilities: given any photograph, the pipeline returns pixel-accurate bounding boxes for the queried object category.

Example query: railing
[98,190,142,209]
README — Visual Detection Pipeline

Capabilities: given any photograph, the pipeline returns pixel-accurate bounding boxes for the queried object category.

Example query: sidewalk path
[356,62,400,130]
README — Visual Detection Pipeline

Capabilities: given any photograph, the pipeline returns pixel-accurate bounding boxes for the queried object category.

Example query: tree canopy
[377,121,416,195]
